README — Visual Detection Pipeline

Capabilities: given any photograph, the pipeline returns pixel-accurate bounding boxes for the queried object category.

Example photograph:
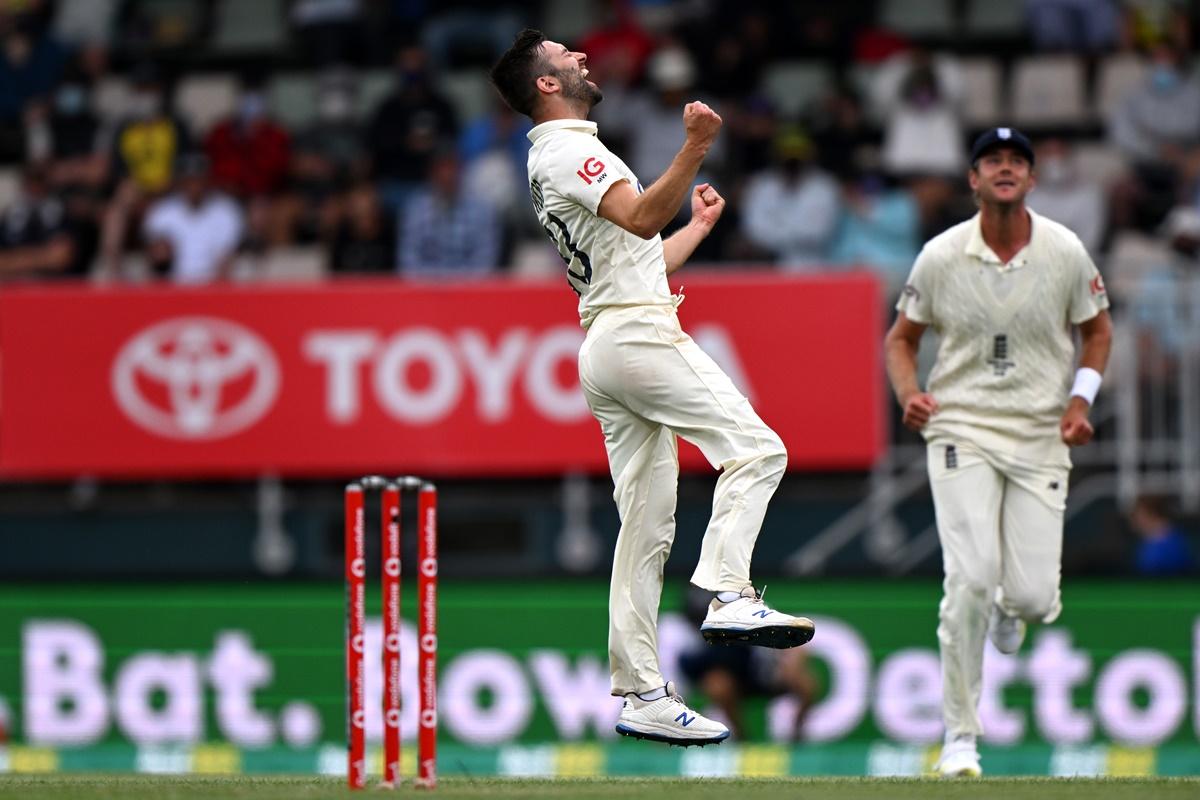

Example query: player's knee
[1007,588,1059,623]
[757,434,787,476]
[942,572,995,610]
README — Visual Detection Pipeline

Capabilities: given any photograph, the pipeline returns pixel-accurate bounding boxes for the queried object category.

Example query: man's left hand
[1060,396,1094,446]
[691,182,725,229]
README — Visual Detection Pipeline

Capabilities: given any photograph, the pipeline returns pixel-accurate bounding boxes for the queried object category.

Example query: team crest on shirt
[987,333,1015,376]
[1089,274,1106,296]
[576,157,607,185]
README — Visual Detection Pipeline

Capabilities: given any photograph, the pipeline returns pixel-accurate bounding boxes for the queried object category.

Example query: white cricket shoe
[935,737,982,777]
[700,586,815,649]
[615,681,730,746]
[988,604,1026,655]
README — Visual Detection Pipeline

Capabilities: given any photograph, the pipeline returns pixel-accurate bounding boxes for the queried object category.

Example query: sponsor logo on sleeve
[902,284,921,302]
[576,157,606,185]
[1089,274,1106,296]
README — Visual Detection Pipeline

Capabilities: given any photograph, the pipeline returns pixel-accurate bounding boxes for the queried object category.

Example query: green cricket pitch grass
[1,776,1198,800]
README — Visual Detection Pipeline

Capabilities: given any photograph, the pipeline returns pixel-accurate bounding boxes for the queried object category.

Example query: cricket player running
[490,30,814,746]
[884,127,1113,776]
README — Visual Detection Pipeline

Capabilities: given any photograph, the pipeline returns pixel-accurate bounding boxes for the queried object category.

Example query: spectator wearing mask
[873,49,965,178]
[99,61,190,277]
[205,78,291,251]
[0,9,66,161]
[143,153,244,284]
[22,64,105,271]
[1109,43,1200,232]
[269,69,366,245]
[398,148,500,278]
[741,128,841,268]
[205,79,291,199]
[367,44,459,212]
[829,166,920,297]
[1026,138,1106,257]
[0,164,82,280]
[622,46,725,204]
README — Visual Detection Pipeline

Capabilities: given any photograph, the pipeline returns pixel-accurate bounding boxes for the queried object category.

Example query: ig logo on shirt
[576,157,606,185]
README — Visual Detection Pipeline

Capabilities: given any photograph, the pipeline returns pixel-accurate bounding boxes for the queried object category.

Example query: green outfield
[1,776,1198,800]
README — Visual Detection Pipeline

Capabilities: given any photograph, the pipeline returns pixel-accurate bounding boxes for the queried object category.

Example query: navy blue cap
[970,127,1034,166]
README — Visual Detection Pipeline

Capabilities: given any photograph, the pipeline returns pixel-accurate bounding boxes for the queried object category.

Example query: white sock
[715,591,741,604]
[627,685,667,705]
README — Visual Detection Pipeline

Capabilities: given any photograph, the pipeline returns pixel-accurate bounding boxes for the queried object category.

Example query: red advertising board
[0,273,885,478]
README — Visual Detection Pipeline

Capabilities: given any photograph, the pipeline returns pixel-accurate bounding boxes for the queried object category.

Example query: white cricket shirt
[896,208,1110,466]
[526,119,672,328]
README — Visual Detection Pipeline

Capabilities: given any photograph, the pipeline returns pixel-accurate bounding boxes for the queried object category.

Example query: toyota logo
[111,317,280,440]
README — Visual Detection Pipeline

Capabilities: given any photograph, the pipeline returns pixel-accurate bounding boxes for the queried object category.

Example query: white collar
[527,118,598,143]
[964,207,1039,268]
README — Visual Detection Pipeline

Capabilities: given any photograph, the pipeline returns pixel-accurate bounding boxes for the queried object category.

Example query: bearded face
[553,65,603,108]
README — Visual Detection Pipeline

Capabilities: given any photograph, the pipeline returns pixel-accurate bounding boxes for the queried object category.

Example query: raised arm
[597,101,722,239]
[662,183,725,275]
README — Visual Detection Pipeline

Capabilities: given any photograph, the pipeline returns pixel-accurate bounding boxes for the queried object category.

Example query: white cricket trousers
[927,438,1068,740]
[578,304,787,696]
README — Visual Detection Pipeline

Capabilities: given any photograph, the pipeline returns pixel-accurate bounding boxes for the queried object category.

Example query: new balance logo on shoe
[752,609,772,618]
[675,712,695,727]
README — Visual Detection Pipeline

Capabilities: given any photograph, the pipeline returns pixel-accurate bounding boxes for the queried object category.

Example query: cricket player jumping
[490,31,814,746]
[884,127,1113,776]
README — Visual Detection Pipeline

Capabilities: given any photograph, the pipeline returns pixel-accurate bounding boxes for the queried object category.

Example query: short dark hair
[490,29,549,117]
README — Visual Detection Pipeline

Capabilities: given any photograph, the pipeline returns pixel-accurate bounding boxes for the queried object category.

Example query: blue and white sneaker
[615,681,729,746]
[700,586,815,648]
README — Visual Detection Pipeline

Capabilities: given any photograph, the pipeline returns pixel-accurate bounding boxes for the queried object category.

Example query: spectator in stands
[269,69,366,245]
[1025,0,1122,52]
[577,0,656,89]
[143,153,244,284]
[1109,42,1200,232]
[330,180,395,273]
[206,79,291,200]
[811,85,872,184]
[398,148,500,278]
[205,78,291,251]
[1132,207,1200,372]
[460,98,532,240]
[26,63,105,193]
[368,43,459,213]
[0,8,67,162]
[1026,138,1106,256]
[829,164,920,296]
[740,127,841,268]
[1129,495,1196,576]
[873,48,965,179]
[677,586,817,741]
[98,61,190,277]
[623,46,725,202]
[0,164,82,280]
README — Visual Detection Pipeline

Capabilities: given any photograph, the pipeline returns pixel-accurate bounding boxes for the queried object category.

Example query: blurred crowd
[0,0,1196,296]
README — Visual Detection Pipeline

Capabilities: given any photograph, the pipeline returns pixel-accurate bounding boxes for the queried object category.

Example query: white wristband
[1070,367,1102,405]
